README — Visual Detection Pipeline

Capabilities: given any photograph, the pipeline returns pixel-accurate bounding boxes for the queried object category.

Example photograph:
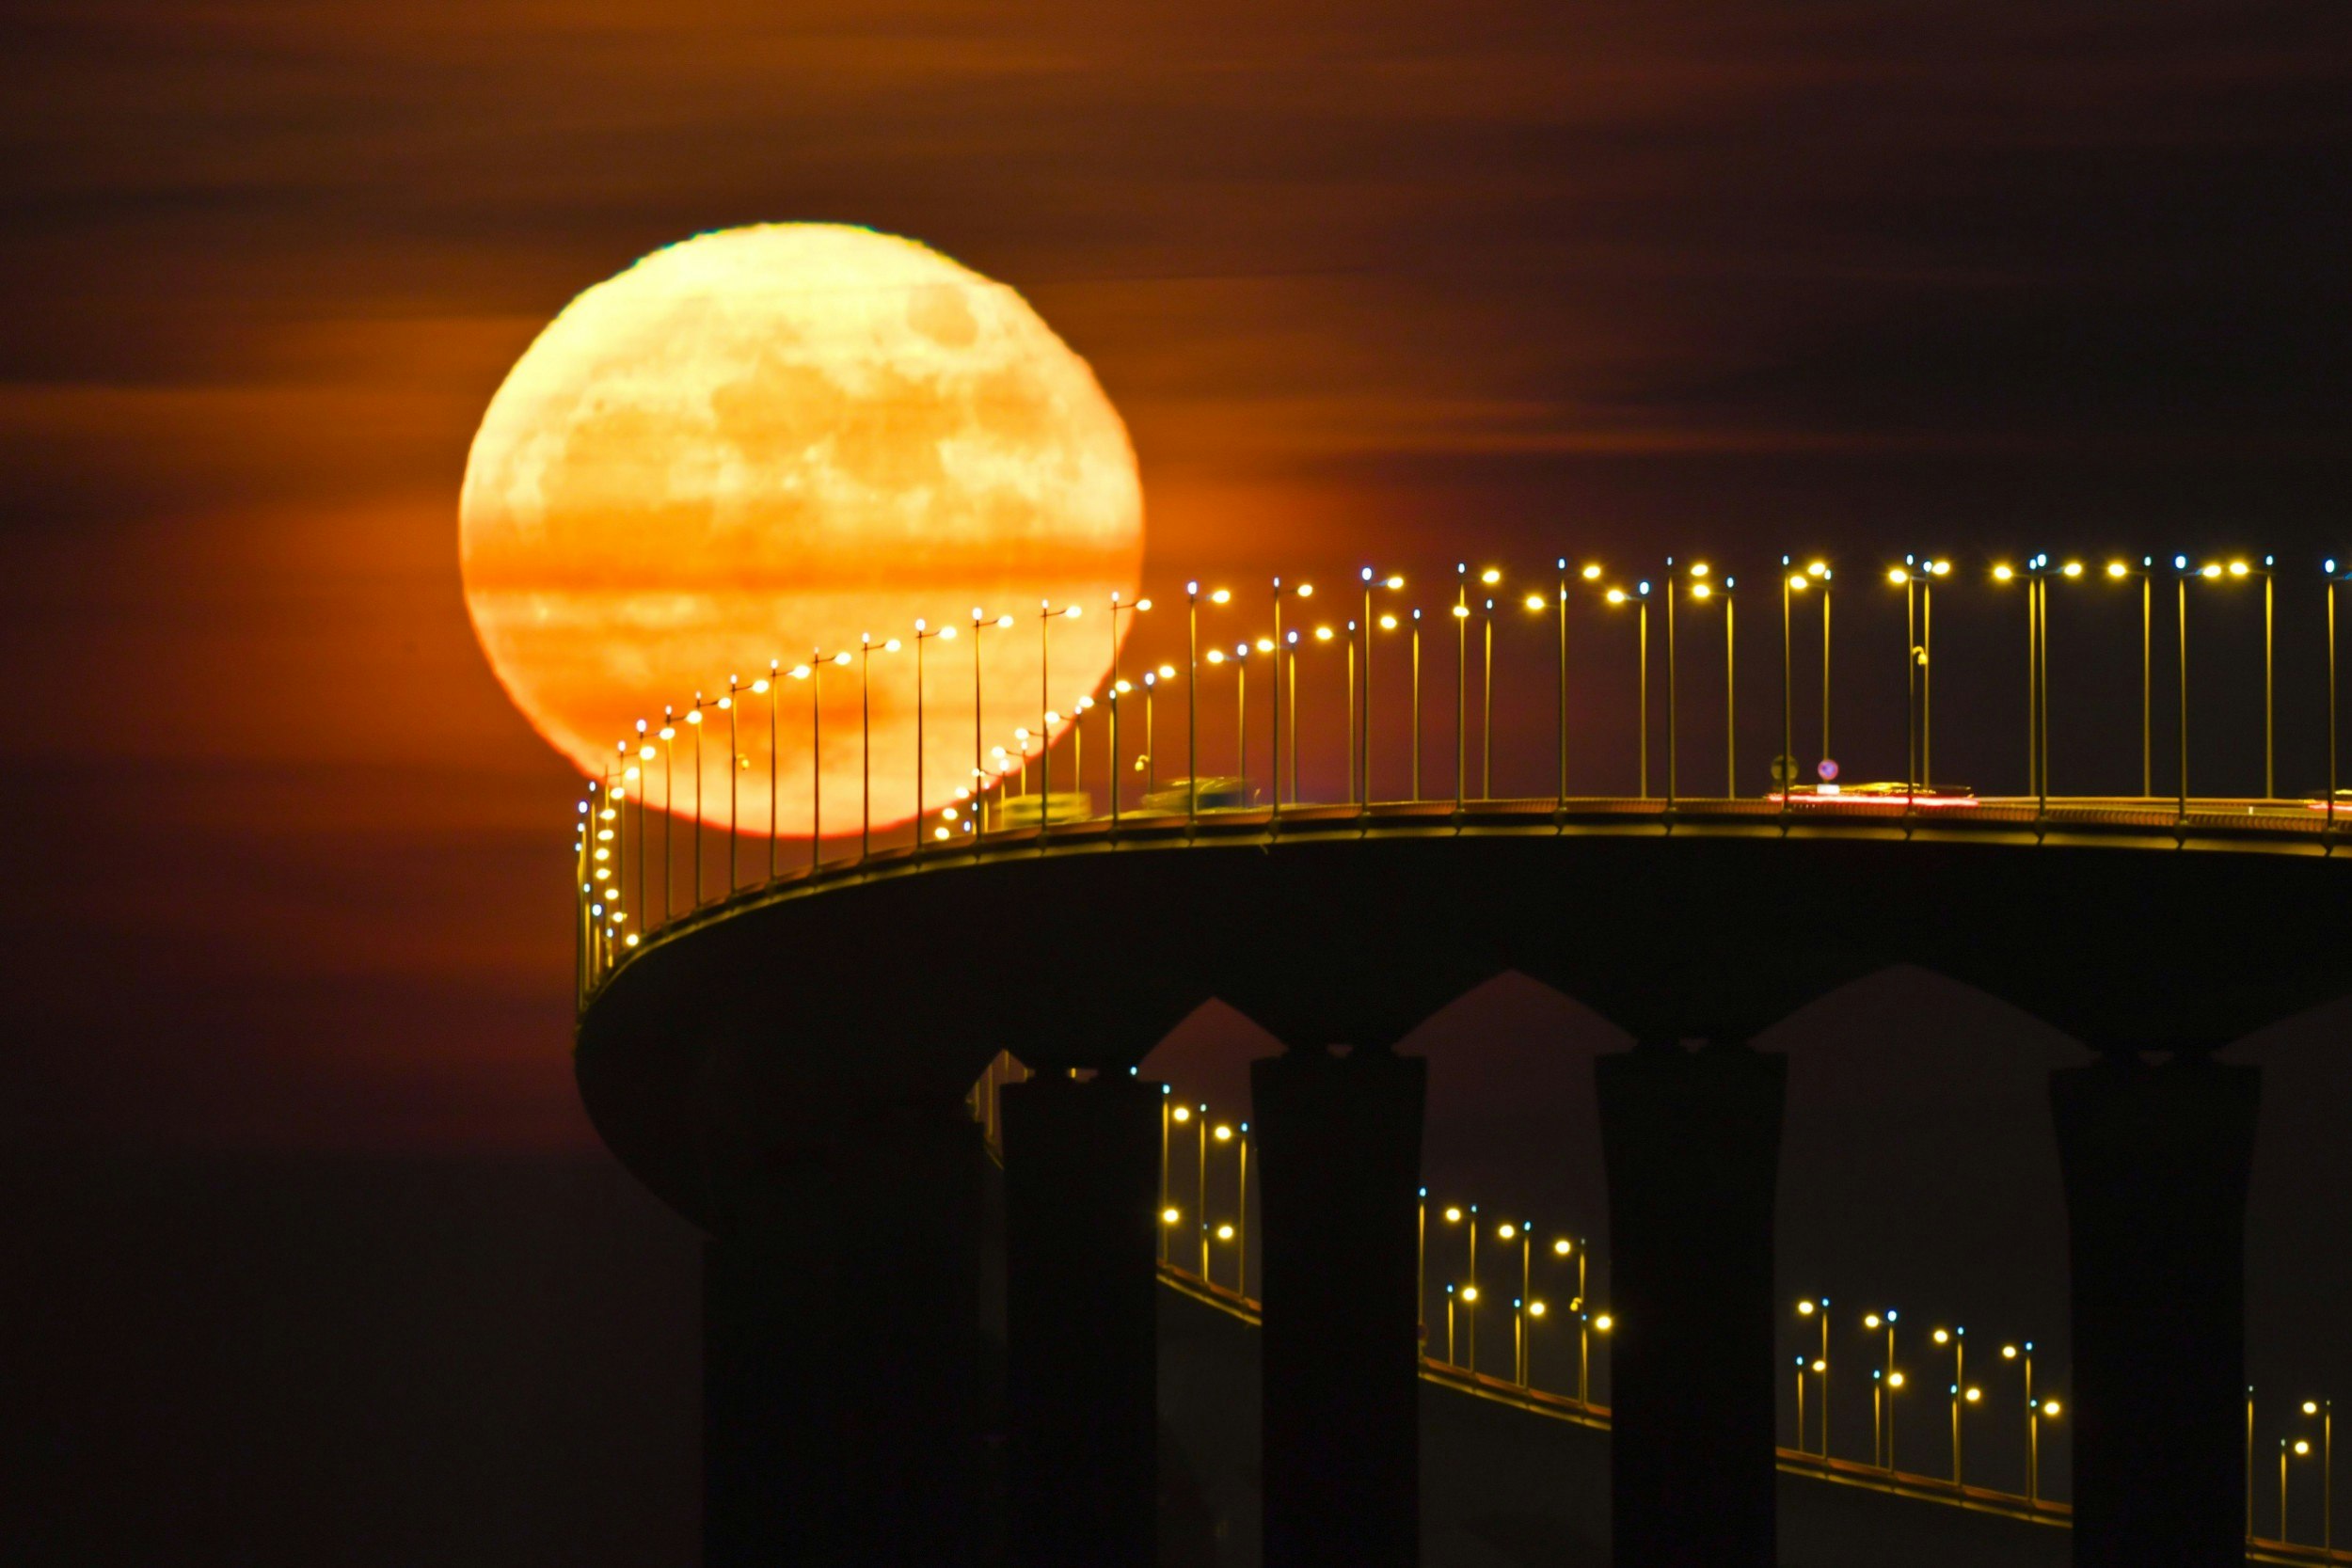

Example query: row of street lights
[577,552,2352,983]
[945,1061,2343,1550]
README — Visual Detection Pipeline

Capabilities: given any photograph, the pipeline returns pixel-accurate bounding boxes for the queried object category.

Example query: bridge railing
[572,558,2352,1003]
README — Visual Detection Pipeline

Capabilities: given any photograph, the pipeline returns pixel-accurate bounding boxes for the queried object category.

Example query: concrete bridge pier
[701,1088,988,1568]
[1251,1041,1428,1568]
[2052,1053,2260,1568]
[1000,1072,1163,1568]
[1595,1037,1787,1568]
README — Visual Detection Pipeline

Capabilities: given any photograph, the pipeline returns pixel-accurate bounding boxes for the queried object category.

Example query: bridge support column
[1252,1042,1427,1568]
[2052,1053,2259,1568]
[1595,1038,1785,1568]
[702,1090,987,1568]
[1001,1073,1161,1568]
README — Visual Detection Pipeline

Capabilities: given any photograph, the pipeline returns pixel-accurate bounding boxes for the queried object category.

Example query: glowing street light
[911,619,958,848]
[857,633,902,860]
[1601,580,1653,797]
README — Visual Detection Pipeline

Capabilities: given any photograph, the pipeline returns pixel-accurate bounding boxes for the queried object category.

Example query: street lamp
[657,710,676,916]
[685,694,713,904]
[1037,600,1081,816]
[2328,561,2350,837]
[2172,557,2200,821]
[722,676,742,893]
[1993,560,2047,804]
[1106,592,1150,823]
[2304,1397,2333,1553]
[790,653,852,871]
[1454,564,1470,810]
[1376,609,1410,802]
[857,634,902,860]
[2002,1341,2041,1503]
[1688,569,1738,796]
[969,608,1016,832]
[2285,1437,2314,1546]
[1602,581,1652,797]
[1805,560,1835,775]
[2031,1395,2061,1511]
[1359,569,1404,805]
[910,620,957,848]
[1956,1383,1982,1488]
[1159,1096,1188,1264]
[1478,567,1502,798]
[1864,1308,1898,1468]
[2194,557,2279,798]
[1887,558,1952,798]
[1797,1297,1830,1458]
[1932,1326,1967,1484]
[2104,559,2155,797]
[1269,579,1306,816]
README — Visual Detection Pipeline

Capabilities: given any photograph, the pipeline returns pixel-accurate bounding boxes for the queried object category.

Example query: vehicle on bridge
[995,790,1096,827]
[1137,776,1257,813]
[1771,782,1979,808]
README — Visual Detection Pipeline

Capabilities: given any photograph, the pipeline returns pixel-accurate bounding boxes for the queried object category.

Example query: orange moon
[460,224,1144,835]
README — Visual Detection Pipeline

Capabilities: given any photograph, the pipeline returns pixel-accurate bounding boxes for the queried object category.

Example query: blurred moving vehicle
[1137,776,1257,813]
[993,790,1096,827]
[1769,782,1979,808]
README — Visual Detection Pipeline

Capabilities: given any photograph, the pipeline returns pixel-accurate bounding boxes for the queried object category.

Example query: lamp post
[857,634,902,860]
[1781,564,1806,807]
[1037,600,1081,816]
[1994,560,2042,802]
[2002,1341,2037,1501]
[1454,563,1469,811]
[1688,568,1736,796]
[1161,1100,1189,1264]
[792,652,850,871]
[2303,1397,2333,1553]
[2101,559,2156,796]
[686,694,709,904]
[1586,1311,1611,1408]
[2031,1394,2059,1509]
[1798,1297,1830,1458]
[658,709,675,916]
[1477,567,1502,798]
[1603,581,1652,797]
[1865,1309,1898,1468]
[1210,1118,1240,1290]
[1438,1205,1464,1364]
[911,619,956,847]
[1193,1101,1211,1278]
[1107,592,1150,824]
[1933,1326,1966,1484]
[1359,570,1404,805]
[2175,558,2200,822]
[2328,562,2347,837]
[632,720,654,923]
[970,608,1015,832]
[1806,560,1835,775]
[2284,1437,2313,1546]
[723,675,741,893]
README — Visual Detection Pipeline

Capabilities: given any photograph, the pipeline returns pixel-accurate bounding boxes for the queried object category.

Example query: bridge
[570,556,2352,1567]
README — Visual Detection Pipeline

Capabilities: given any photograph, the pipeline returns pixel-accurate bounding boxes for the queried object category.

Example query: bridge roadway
[575,797,2352,1568]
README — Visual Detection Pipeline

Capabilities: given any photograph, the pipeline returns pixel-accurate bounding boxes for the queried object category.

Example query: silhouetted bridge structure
[571,559,2352,1567]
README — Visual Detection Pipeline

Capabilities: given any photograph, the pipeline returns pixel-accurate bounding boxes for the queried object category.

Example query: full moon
[460,224,1144,835]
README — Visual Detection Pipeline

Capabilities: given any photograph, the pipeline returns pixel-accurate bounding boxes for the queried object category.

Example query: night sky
[6,4,2351,1561]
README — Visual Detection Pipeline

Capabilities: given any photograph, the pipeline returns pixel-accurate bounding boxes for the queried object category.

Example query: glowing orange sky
[5,0,2347,1149]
